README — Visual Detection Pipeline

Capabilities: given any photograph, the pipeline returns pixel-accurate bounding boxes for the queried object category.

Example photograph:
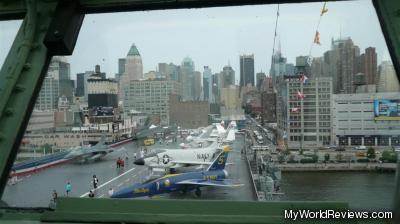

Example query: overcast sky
[0,0,391,82]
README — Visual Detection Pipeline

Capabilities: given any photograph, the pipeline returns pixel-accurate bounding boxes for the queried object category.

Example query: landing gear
[195,187,201,197]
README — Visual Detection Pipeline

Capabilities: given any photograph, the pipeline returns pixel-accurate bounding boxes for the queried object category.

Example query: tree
[324,153,330,162]
[367,147,376,159]
[277,154,285,163]
[381,150,397,163]
[335,153,343,162]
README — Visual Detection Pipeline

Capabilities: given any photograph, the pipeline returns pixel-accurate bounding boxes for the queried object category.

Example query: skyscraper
[193,71,202,100]
[239,54,255,87]
[35,57,73,110]
[76,73,84,97]
[256,72,266,90]
[124,44,143,81]
[221,65,235,88]
[325,37,360,94]
[120,44,143,103]
[377,61,400,92]
[269,50,295,88]
[203,66,212,102]
[358,47,377,85]
[181,57,195,100]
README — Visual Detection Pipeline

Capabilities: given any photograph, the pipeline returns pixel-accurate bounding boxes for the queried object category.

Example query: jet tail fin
[207,145,231,171]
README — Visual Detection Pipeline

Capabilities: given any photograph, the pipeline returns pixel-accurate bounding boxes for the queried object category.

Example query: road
[2,134,255,207]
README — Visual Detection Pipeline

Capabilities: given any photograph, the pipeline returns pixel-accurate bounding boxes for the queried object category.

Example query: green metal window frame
[0,0,399,223]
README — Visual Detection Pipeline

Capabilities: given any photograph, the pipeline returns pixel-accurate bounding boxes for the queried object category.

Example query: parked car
[354,145,367,150]
[335,147,345,151]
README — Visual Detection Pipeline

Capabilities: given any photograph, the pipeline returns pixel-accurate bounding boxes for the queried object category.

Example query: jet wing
[171,161,233,166]
[172,161,212,166]
[176,179,243,187]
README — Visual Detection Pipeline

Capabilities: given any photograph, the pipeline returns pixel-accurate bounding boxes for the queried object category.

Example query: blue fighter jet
[111,145,241,198]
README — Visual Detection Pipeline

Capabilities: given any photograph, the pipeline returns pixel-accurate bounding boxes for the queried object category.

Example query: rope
[271,4,280,72]
[307,2,328,65]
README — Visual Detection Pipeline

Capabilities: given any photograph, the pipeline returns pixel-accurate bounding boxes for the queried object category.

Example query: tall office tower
[239,54,255,87]
[377,61,400,92]
[256,72,266,90]
[124,44,143,81]
[51,56,74,103]
[35,57,72,110]
[119,44,143,103]
[203,66,212,101]
[115,58,126,83]
[221,65,235,88]
[118,58,126,75]
[181,57,195,100]
[167,63,181,81]
[310,57,326,78]
[324,37,360,94]
[35,75,59,110]
[158,63,168,78]
[76,73,85,97]
[358,47,377,85]
[193,71,202,100]
[269,50,295,88]
[211,73,220,103]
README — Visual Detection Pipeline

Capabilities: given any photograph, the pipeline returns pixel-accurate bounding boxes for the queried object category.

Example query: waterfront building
[332,92,400,147]
[277,76,333,149]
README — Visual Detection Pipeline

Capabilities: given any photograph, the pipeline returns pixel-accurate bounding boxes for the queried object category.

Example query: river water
[280,172,396,210]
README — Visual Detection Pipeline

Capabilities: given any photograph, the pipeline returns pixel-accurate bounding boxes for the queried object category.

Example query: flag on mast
[314,31,321,45]
[321,2,328,16]
[297,91,305,100]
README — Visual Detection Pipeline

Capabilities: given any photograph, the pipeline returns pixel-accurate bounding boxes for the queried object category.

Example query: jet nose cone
[134,158,145,165]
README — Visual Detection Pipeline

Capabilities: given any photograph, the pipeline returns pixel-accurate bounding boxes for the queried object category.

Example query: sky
[0,0,391,82]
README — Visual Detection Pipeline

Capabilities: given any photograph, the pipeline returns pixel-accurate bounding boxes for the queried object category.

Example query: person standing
[52,190,58,202]
[108,188,114,197]
[116,157,121,168]
[92,175,99,189]
[88,190,95,198]
[65,182,72,196]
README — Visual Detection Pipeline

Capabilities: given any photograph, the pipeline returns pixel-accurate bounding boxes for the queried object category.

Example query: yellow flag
[321,2,328,16]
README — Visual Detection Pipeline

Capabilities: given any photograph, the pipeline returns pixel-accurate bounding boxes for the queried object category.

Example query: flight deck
[3,135,255,207]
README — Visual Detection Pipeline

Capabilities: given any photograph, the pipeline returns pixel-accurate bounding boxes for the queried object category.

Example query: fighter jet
[134,140,220,169]
[65,137,114,163]
[111,145,241,198]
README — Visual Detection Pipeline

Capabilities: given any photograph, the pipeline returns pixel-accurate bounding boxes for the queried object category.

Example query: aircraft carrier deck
[2,134,255,207]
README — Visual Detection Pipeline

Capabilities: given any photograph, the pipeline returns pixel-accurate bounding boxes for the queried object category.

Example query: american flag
[297,91,305,100]
[290,107,300,113]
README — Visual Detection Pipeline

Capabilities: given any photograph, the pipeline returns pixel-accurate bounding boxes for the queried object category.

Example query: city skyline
[0,0,392,81]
